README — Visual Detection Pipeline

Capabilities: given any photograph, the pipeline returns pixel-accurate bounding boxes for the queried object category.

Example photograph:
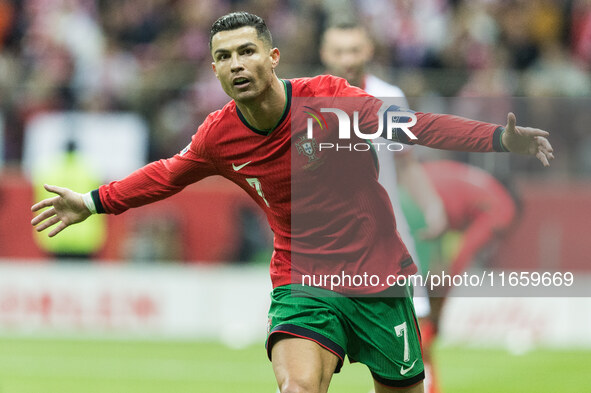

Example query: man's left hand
[501,112,554,167]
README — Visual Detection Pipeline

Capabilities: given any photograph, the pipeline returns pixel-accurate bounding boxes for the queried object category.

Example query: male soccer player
[398,160,520,393]
[321,24,447,392]
[31,12,553,393]
[320,21,447,310]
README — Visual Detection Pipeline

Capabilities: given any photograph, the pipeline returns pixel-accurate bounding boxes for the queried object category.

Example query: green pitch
[0,337,589,392]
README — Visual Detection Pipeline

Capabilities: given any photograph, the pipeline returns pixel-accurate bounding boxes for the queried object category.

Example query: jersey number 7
[246,178,270,207]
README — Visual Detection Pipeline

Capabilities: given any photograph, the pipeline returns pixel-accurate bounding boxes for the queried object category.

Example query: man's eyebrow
[214,42,257,56]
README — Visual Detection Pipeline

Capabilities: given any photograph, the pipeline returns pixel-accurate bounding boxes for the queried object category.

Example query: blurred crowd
[0,0,590,173]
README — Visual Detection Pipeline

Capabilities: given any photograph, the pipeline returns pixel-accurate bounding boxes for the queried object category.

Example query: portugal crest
[296,135,319,163]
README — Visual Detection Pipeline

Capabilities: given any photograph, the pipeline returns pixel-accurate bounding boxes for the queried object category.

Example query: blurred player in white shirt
[321,23,448,393]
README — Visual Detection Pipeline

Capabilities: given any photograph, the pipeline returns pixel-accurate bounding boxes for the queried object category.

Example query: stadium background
[0,0,590,392]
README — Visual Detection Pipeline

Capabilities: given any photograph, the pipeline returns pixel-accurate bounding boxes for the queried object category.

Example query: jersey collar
[236,79,292,136]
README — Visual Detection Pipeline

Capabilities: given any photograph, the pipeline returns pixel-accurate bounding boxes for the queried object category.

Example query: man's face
[211,26,279,103]
[320,27,373,87]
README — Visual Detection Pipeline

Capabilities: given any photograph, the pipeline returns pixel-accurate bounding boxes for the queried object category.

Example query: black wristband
[492,126,509,152]
[90,189,106,214]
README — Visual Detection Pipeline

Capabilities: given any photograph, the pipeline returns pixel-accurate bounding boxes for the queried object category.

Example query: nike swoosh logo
[400,359,418,376]
[232,161,252,171]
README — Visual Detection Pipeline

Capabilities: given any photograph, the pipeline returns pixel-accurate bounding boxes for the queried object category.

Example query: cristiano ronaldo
[32,12,554,393]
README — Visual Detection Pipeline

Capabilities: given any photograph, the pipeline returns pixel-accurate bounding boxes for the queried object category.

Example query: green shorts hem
[372,370,425,388]
[266,323,346,373]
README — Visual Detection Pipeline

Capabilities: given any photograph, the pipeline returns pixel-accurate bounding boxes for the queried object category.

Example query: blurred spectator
[497,1,540,70]
[523,40,591,96]
[356,0,451,67]
[527,0,564,47]
[32,140,106,259]
[0,0,587,176]
[570,0,591,68]
[441,0,499,70]
[0,0,14,50]
[88,37,140,110]
[458,46,516,98]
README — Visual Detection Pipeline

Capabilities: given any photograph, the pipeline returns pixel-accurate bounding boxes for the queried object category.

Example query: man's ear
[270,47,280,69]
[212,62,218,79]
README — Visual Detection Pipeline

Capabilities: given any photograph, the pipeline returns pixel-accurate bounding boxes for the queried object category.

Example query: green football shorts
[266,284,424,388]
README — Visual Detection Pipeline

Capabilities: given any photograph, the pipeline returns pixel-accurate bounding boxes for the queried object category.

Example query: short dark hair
[209,12,273,49]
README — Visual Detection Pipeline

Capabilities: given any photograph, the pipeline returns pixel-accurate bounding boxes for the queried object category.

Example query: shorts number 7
[394,321,410,362]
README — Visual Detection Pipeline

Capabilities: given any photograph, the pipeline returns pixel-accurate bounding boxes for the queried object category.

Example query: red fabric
[423,161,517,275]
[98,75,500,294]
[411,113,498,152]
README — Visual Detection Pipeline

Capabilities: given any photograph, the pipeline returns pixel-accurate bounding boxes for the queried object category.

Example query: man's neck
[235,76,286,132]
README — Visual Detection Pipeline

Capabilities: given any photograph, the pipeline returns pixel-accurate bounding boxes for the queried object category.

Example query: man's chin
[233,89,258,103]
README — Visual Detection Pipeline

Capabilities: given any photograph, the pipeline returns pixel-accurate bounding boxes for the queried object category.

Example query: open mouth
[233,77,250,87]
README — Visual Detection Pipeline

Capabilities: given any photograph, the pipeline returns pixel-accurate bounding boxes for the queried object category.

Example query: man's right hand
[31,184,91,237]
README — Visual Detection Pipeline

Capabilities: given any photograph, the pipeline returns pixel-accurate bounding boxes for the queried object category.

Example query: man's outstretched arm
[31,184,92,237]
[32,127,217,237]
[389,111,554,167]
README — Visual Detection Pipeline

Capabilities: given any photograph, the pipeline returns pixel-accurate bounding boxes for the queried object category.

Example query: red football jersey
[94,75,504,294]
[423,160,517,275]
